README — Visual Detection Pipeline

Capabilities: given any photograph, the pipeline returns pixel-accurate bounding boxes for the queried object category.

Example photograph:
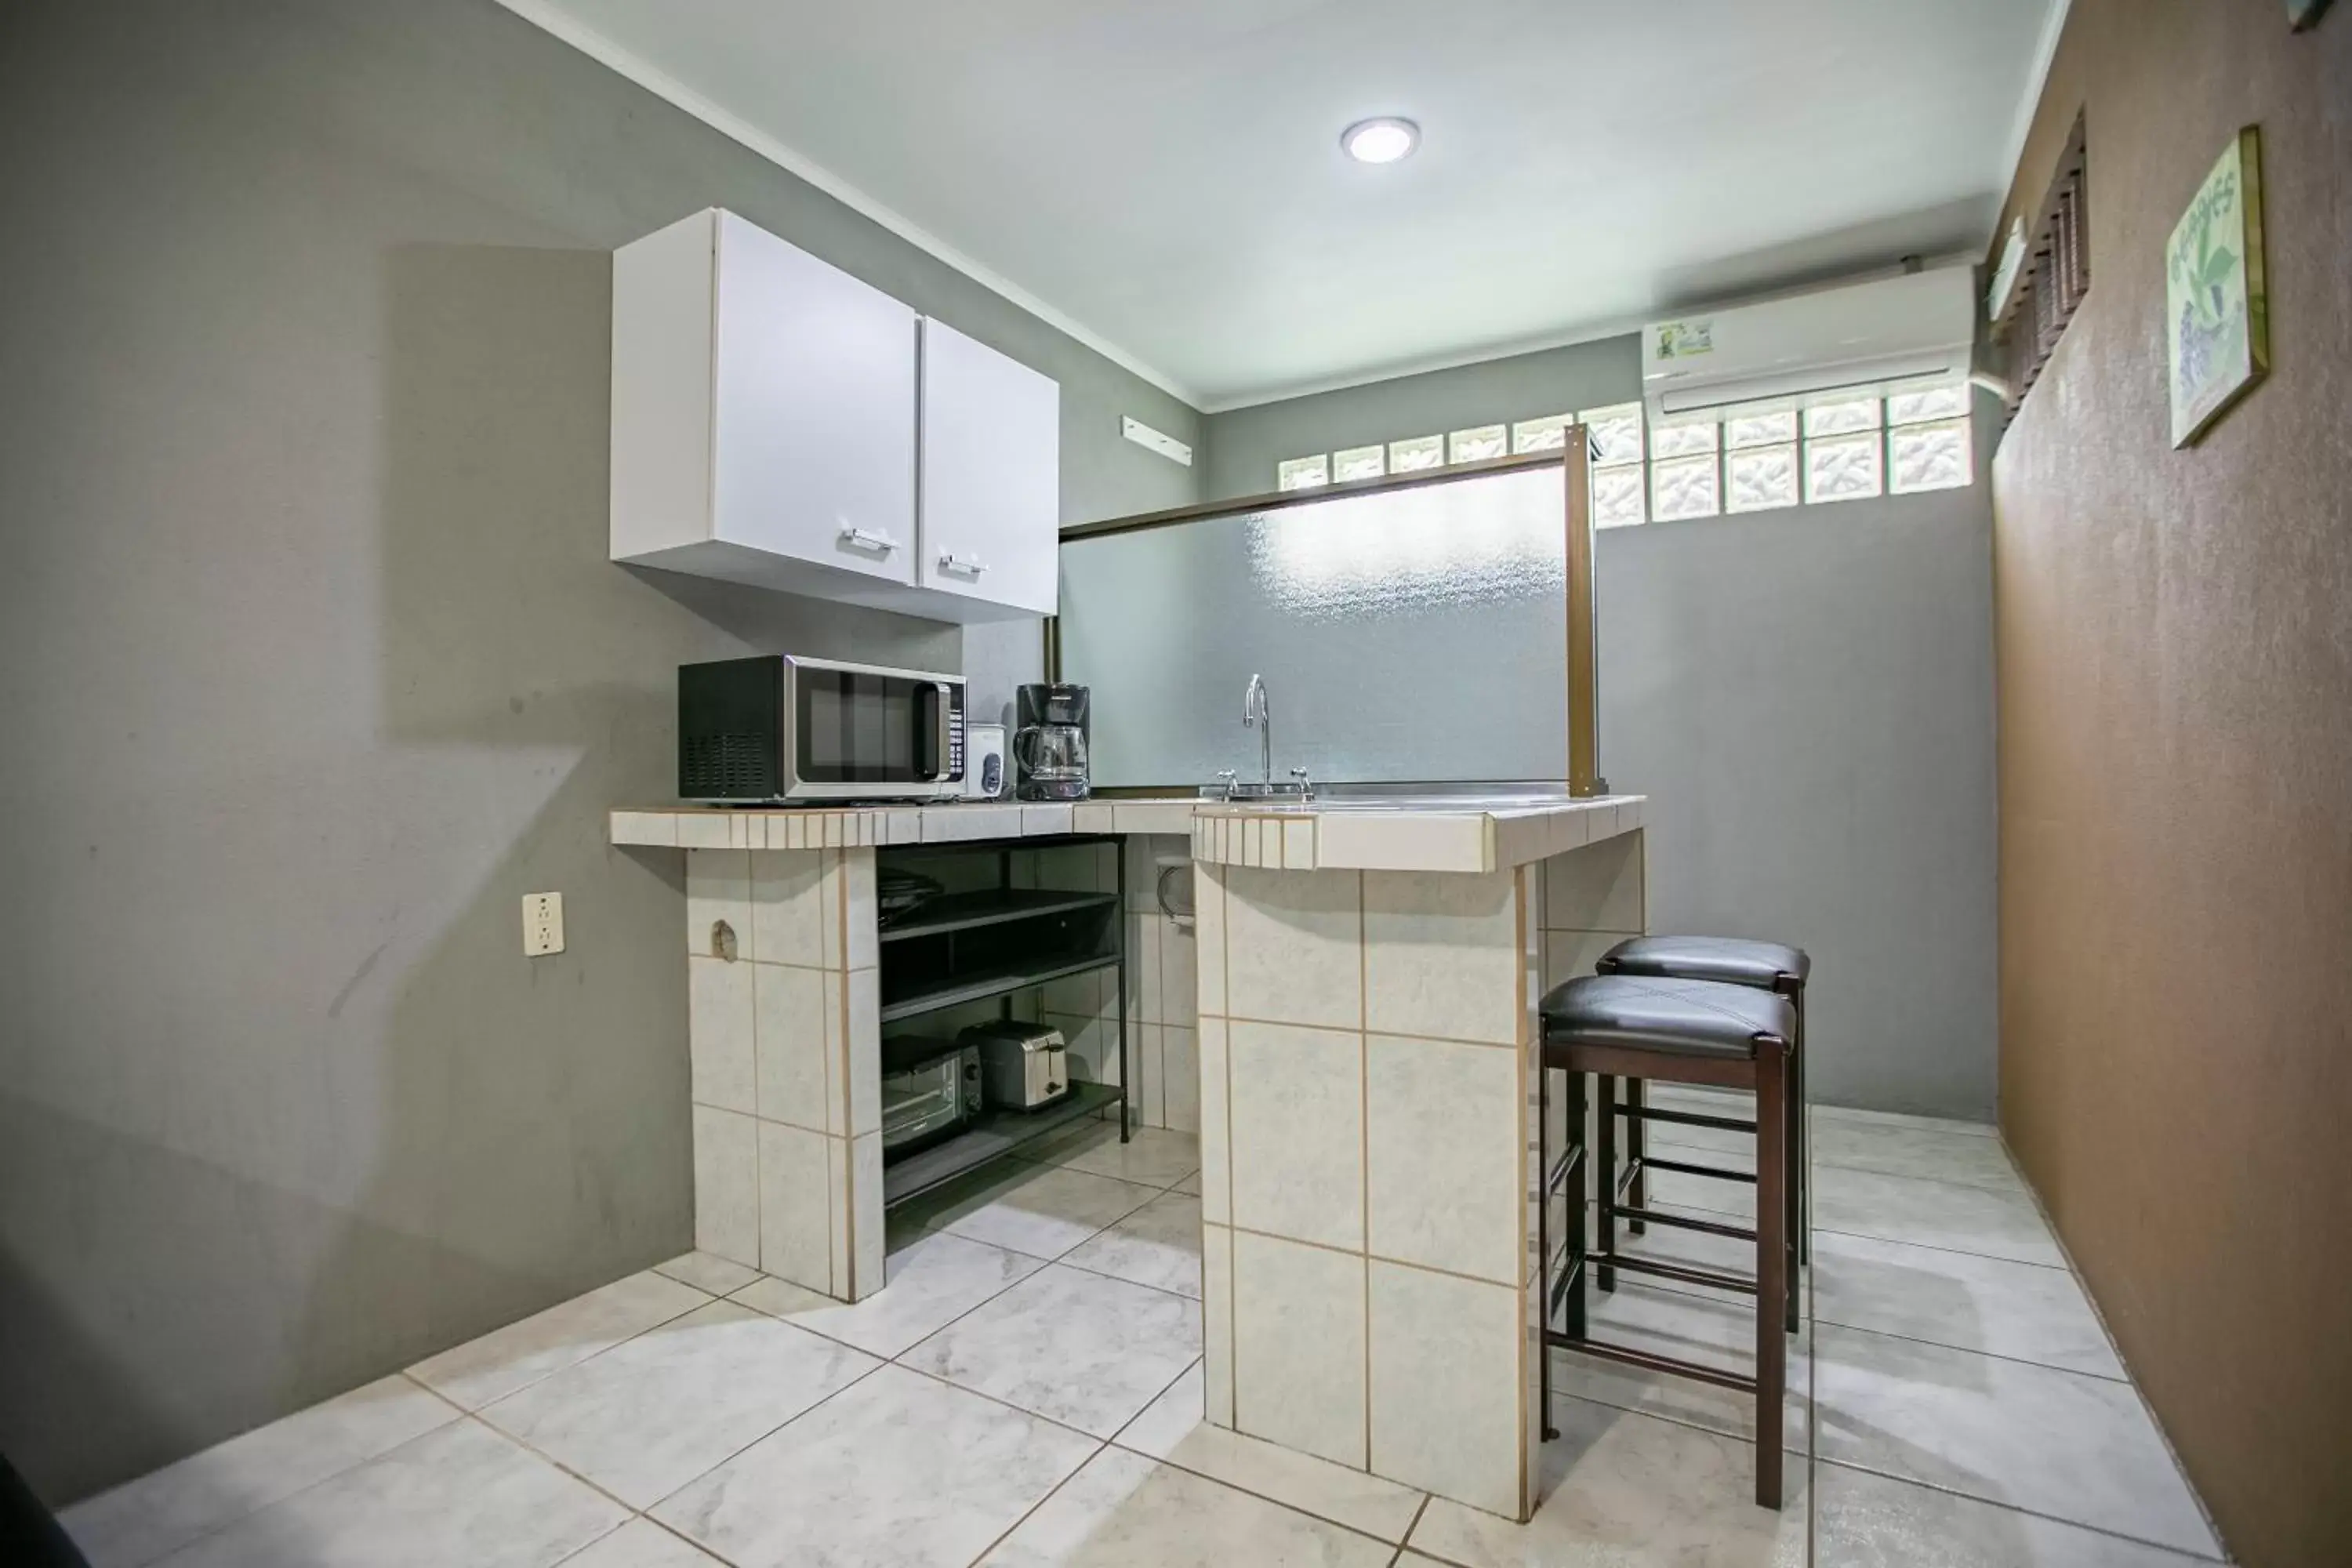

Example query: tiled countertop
[612,793,1644,874]
[608,797,1200,850]
[1191,793,1644,874]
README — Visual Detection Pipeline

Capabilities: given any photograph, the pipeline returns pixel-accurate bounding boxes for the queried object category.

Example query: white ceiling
[516,0,2061,409]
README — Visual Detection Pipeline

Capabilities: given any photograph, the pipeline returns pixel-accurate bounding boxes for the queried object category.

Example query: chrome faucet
[1214,674,1312,801]
[1243,673,1272,788]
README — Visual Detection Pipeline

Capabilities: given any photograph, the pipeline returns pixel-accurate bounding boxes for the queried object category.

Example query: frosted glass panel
[1059,466,1572,787]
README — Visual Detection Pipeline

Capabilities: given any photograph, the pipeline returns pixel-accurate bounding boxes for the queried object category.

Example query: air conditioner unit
[1642,264,1975,425]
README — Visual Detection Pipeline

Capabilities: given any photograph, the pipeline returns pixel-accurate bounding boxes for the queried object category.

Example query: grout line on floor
[1806,1178,1819,1564]
[619,1354,895,1521]
[1807,1454,2229,1563]
[1802,1224,2068,1273]
[1541,1370,1813,1462]
[1402,1491,1431,1546]
[1098,1355,1439,1551]
[960,1433,1112,1567]
[1804,1316,2131,1383]
[1996,1143,2233,1559]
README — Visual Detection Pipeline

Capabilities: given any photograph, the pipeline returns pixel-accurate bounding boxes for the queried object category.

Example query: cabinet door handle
[938,552,989,575]
[839,526,900,554]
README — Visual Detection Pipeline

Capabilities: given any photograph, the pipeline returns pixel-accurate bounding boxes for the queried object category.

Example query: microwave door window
[797,669,920,782]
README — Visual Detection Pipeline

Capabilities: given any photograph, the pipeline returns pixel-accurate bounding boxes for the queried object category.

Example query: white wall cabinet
[918,318,1061,616]
[611,208,1061,622]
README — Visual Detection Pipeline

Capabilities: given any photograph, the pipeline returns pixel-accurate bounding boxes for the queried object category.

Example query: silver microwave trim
[777,654,966,803]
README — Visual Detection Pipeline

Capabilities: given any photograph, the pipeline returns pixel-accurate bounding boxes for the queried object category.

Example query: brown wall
[1988,5,2352,1565]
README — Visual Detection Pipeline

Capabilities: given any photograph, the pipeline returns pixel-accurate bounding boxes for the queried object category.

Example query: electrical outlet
[522,892,564,956]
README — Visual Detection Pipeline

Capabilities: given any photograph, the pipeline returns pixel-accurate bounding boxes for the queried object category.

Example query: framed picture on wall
[2165,126,2269,448]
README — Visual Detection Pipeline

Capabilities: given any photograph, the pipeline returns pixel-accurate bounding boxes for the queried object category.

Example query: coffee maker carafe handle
[1012,725,1044,771]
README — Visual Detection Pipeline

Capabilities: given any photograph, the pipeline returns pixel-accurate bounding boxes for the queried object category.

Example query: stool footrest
[1543,1332,1760,1396]
[1588,1250,1757,1298]
[1639,1154,1757,1185]
[1545,1247,1585,1319]
[1614,1203,1756,1243]
[1622,1104,1758,1135]
[1546,1144,1584,1200]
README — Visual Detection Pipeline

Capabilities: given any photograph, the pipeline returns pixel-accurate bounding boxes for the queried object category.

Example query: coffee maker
[1014,684,1090,801]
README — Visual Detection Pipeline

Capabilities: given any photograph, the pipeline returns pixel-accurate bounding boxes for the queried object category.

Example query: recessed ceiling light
[1341,117,1419,165]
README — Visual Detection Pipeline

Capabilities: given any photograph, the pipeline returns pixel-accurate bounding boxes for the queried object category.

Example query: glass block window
[1726,442,1798,512]
[1724,408,1798,448]
[1512,412,1573,454]
[1888,385,1970,425]
[1650,420,1718,459]
[1806,430,1882,503]
[1388,434,1444,472]
[1578,403,1646,526]
[1652,452,1721,521]
[1578,405,1646,467]
[1889,418,1971,493]
[1803,398,1880,437]
[1448,424,1508,463]
[1275,384,1969,516]
[1276,454,1328,492]
[1592,464,1647,528]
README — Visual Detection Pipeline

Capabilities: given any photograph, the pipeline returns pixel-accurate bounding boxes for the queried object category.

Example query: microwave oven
[678,654,966,802]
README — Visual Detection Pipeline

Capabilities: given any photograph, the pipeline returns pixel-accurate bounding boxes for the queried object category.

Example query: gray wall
[1204,344,1998,1119]
[1595,418,1999,1119]
[0,0,1197,1504]
[1201,336,1642,500]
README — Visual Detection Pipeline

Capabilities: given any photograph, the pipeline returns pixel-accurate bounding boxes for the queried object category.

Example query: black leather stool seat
[1599,935,1809,992]
[1541,975,1794,1059]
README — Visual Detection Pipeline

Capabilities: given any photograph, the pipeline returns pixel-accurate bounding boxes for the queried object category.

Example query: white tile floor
[61,1109,2227,1567]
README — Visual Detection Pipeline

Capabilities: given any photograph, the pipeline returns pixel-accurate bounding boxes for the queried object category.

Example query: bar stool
[1537,974,1793,1510]
[1599,936,1810,1325]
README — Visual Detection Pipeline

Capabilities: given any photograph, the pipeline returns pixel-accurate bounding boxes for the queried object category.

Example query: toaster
[959,1020,1069,1110]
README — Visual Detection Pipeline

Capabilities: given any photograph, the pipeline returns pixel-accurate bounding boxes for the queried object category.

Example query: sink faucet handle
[1214,769,1237,799]
[1289,766,1313,799]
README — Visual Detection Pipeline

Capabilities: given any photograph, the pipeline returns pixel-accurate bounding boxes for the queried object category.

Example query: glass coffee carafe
[1014,683,1091,801]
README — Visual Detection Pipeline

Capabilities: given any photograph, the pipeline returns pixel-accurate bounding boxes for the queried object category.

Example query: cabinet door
[917,318,1060,615]
[711,212,917,585]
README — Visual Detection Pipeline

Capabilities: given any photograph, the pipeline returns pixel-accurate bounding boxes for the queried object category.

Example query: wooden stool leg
[1754,1042,1788,1510]
[1626,1077,1648,1233]
[1792,989,1808,1269]
[1566,1068,1588,1342]
[1595,1073,1617,1292]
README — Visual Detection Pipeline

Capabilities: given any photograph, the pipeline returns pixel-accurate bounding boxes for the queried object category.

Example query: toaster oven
[880,1038,982,1156]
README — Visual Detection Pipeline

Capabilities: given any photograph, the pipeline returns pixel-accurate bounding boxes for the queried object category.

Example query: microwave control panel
[947,683,967,782]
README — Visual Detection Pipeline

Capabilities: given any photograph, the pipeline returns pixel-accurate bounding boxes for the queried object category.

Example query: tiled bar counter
[609,800,1200,1305]
[612,789,1646,1523]
[1186,794,1649,1521]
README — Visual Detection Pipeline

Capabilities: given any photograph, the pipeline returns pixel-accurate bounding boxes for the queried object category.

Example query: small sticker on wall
[1652,319,1714,361]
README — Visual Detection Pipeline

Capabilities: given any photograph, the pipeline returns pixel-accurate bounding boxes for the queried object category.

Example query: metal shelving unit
[877,833,1129,1210]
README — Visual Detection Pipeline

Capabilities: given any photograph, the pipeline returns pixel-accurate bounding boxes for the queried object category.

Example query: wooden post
[1563,432,1599,797]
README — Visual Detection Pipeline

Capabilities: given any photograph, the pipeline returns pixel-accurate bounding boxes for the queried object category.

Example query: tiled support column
[683,846,884,1302]
[1537,827,1648,991]
[1195,860,1553,1521]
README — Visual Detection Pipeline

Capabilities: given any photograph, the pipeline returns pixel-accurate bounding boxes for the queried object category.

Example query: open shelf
[878,951,1121,1025]
[880,888,1119,944]
[883,1080,1124,1209]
